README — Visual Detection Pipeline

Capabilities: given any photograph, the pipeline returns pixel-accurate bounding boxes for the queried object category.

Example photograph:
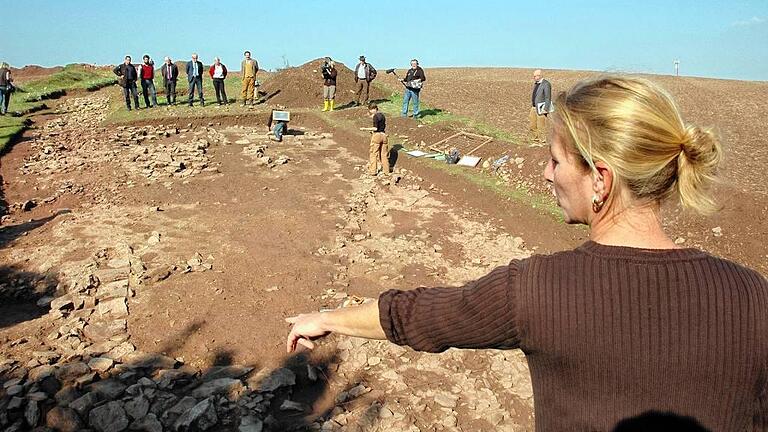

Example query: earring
[592,195,605,212]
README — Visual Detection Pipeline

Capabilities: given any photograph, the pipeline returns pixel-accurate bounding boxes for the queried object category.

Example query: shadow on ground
[416,108,443,119]
[0,315,377,431]
[0,210,70,249]
[388,144,405,171]
[0,264,59,330]
[0,173,6,217]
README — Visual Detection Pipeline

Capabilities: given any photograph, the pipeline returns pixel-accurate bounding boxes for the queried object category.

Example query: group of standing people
[321,56,426,118]
[113,51,260,111]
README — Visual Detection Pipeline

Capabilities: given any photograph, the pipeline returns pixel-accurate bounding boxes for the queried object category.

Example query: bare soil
[384,68,768,274]
[0,64,765,430]
[259,59,389,109]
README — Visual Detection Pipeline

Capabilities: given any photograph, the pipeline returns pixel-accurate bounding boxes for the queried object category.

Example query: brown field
[408,68,768,274]
[0,63,765,431]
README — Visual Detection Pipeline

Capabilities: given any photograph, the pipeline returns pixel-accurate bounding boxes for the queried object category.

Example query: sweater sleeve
[378,261,523,352]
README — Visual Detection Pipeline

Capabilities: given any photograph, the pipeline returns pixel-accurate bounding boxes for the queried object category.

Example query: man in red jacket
[209,57,228,105]
[139,55,157,108]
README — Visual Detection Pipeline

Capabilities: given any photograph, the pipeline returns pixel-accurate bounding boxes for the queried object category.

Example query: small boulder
[46,407,83,432]
[89,401,129,432]
[173,398,218,431]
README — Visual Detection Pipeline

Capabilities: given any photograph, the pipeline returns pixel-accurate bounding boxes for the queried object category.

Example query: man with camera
[401,59,426,118]
[321,57,337,112]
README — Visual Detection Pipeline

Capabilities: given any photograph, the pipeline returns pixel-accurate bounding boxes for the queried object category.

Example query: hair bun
[682,126,717,160]
[676,124,722,213]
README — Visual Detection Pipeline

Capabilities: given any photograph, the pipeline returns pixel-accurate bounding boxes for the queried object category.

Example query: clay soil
[259,58,389,109]
[8,65,64,82]
[0,62,765,430]
[381,68,768,275]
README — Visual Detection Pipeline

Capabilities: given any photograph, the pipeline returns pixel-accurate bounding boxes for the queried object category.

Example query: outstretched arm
[286,300,385,352]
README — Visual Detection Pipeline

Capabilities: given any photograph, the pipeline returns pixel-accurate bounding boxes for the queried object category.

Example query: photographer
[321,57,337,112]
[401,58,426,118]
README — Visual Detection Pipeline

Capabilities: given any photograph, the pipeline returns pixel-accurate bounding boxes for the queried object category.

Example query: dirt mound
[10,65,64,82]
[260,58,390,108]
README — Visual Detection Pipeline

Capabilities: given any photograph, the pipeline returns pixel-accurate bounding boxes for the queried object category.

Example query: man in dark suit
[530,69,552,144]
[186,53,205,107]
[161,56,179,106]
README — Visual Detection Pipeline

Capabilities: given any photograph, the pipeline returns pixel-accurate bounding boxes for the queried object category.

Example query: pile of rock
[242,144,290,169]
[0,349,307,432]
[118,127,220,182]
[0,242,318,432]
[19,96,111,179]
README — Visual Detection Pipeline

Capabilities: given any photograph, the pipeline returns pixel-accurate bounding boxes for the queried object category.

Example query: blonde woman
[0,62,13,115]
[286,76,768,431]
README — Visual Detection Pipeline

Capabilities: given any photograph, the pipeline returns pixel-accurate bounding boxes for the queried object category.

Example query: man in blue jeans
[401,59,426,118]
[186,53,205,107]
[139,55,158,108]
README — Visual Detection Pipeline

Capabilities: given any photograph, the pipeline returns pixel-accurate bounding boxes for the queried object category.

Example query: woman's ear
[592,161,613,200]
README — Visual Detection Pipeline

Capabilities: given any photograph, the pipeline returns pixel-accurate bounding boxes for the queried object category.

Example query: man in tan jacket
[241,51,259,106]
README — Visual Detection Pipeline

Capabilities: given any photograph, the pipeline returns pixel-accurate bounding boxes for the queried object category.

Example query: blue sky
[2,0,766,81]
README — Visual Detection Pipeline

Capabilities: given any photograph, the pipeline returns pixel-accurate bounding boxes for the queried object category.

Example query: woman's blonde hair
[0,62,8,69]
[552,75,722,214]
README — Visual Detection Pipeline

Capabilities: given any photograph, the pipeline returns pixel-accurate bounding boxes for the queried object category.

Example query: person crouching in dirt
[360,103,390,176]
[321,57,337,112]
[401,59,426,118]
[267,111,288,142]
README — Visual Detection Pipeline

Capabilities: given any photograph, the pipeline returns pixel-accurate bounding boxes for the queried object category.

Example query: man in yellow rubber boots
[321,57,337,112]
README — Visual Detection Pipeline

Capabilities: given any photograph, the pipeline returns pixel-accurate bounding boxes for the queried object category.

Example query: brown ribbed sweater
[379,241,768,431]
